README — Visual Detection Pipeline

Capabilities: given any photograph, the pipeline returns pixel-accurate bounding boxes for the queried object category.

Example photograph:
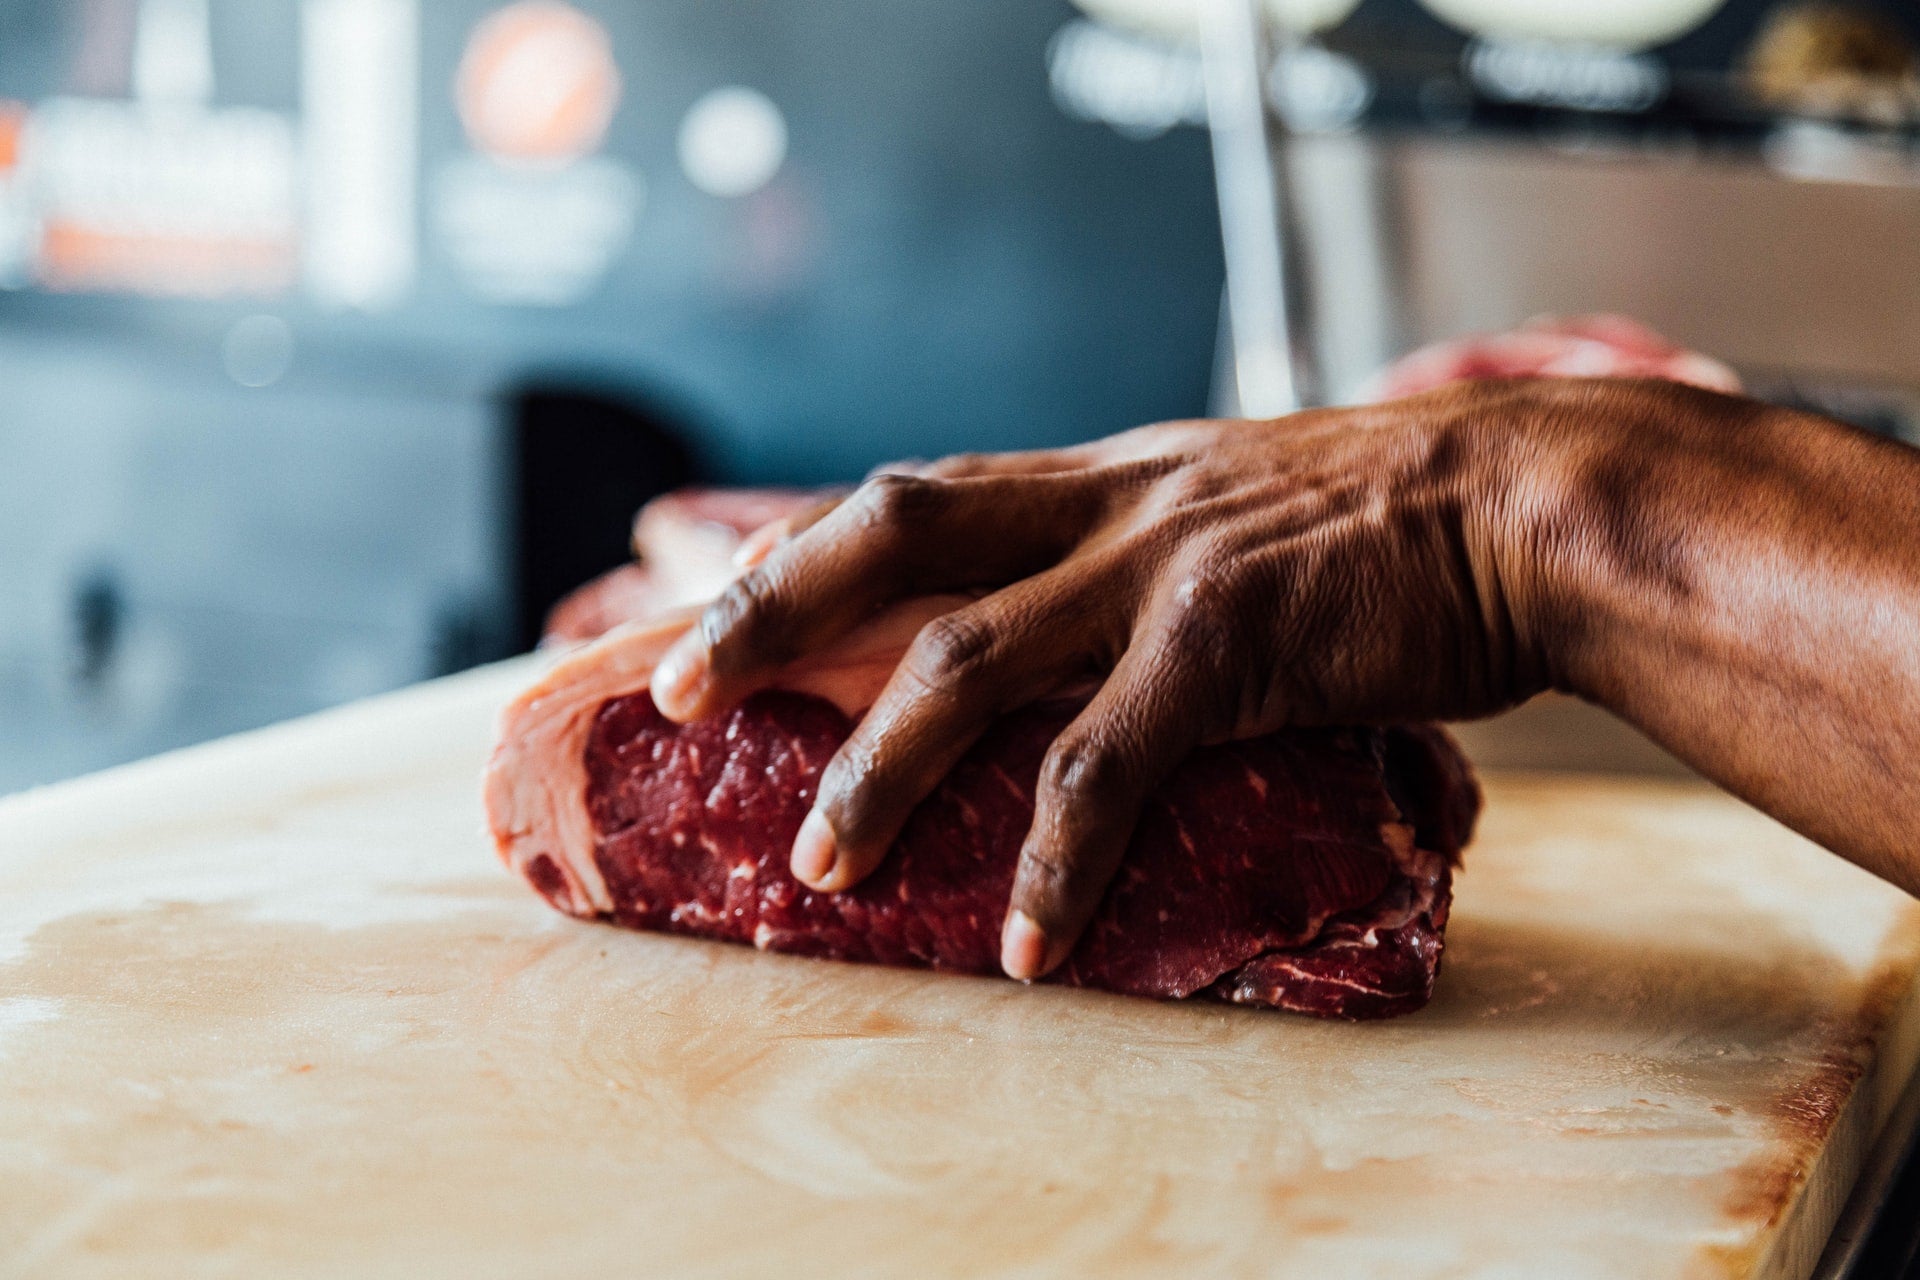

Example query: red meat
[487,606,1479,1020]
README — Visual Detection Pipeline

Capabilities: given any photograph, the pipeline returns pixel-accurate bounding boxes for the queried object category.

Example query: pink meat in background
[1365,314,1741,402]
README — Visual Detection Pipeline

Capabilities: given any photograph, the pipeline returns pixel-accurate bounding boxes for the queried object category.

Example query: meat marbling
[487,601,1480,1020]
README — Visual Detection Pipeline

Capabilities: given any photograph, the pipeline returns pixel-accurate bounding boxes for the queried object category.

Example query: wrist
[1459,378,1694,705]
[1472,377,1774,707]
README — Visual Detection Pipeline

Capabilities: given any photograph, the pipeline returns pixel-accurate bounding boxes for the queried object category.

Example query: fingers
[874,444,1098,482]
[790,569,1118,891]
[652,471,1107,722]
[897,428,1206,488]
[732,491,851,570]
[1001,617,1227,981]
[733,440,1116,570]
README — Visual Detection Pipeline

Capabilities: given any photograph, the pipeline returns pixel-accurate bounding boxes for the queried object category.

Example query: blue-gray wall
[0,0,1229,483]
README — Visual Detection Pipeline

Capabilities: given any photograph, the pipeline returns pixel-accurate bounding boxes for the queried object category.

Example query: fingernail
[651,644,708,718]
[791,809,838,888]
[1001,910,1050,982]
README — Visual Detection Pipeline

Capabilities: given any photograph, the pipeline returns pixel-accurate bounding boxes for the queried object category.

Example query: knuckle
[817,713,955,862]
[1164,565,1242,650]
[704,573,766,636]
[906,611,999,691]
[853,472,943,532]
[1171,559,1234,613]
[1015,842,1078,897]
[1038,733,1133,807]
[703,572,792,667]
[815,743,887,842]
[814,738,869,805]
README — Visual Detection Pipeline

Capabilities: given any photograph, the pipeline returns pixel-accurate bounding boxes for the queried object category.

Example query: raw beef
[487,601,1480,1019]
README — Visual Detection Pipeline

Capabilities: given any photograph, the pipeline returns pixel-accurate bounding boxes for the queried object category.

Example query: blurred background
[0,0,1917,793]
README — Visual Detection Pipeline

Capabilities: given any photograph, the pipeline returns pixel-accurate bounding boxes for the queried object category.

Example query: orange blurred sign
[0,102,25,172]
[38,224,294,297]
[456,2,621,165]
[23,99,298,298]
[0,101,30,285]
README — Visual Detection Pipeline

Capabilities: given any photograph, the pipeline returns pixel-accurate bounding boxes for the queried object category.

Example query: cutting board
[3,660,1918,1280]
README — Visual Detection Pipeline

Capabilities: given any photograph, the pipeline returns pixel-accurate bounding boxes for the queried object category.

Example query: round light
[677,87,788,199]
[456,1,622,165]
[222,314,293,388]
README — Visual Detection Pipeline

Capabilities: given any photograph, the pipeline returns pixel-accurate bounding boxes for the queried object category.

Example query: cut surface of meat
[486,606,1480,1020]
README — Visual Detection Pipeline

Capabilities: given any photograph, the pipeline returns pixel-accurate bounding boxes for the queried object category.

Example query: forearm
[1497,380,1920,893]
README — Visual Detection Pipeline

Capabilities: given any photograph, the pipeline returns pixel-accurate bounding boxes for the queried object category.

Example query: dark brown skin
[650,378,1920,980]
